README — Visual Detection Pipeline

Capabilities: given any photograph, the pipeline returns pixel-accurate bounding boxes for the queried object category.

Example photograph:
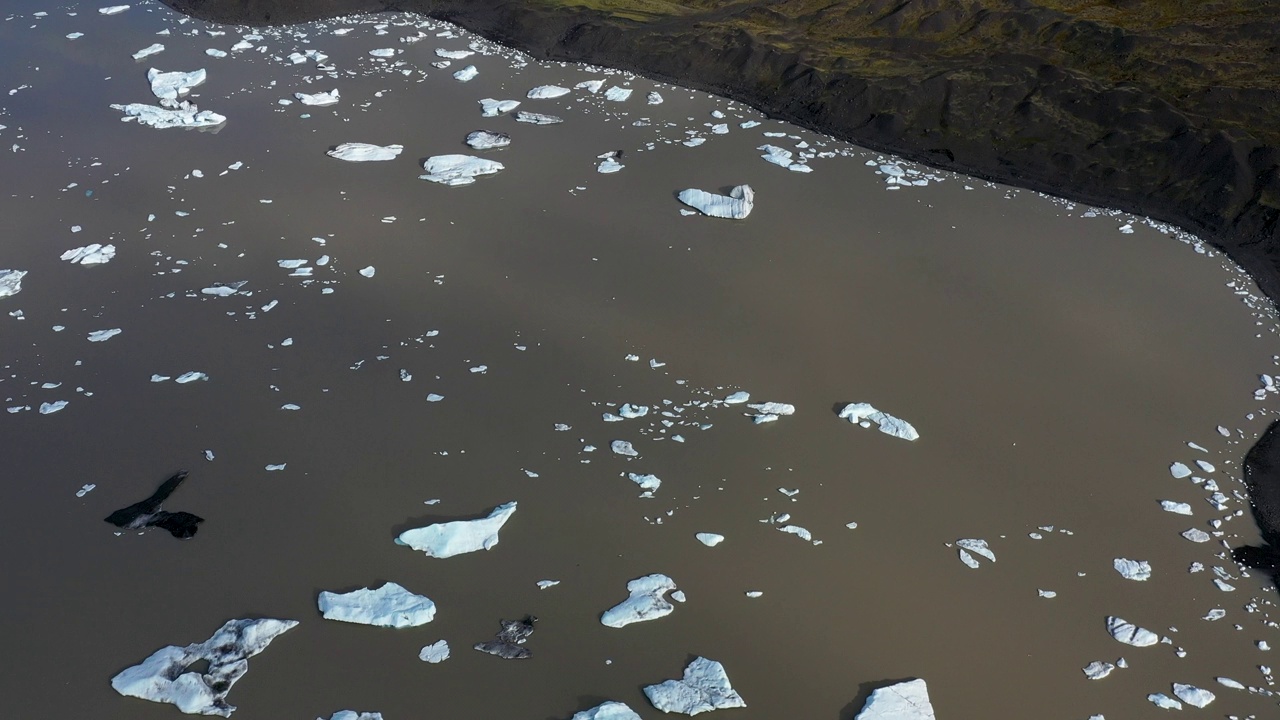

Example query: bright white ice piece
[537,580,560,590]
[1216,677,1245,690]
[419,155,504,186]
[956,538,995,565]
[527,85,570,99]
[1148,694,1181,710]
[133,43,165,60]
[317,582,436,628]
[604,87,632,102]
[677,185,753,219]
[597,156,624,173]
[1037,589,1056,598]
[723,391,750,404]
[110,618,298,717]
[643,657,745,715]
[295,89,339,106]
[175,371,208,383]
[112,102,226,129]
[601,574,678,628]
[515,111,563,125]
[479,98,520,116]
[611,440,638,457]
[575,79,604,93]
[0,270,26,297]
[100,5,131,14]
[1169,462,1192,479]
[359,266,375,278]
[321,713,382,720]
[1113,558,1152,581]
[854,679,935,720]
[396,501,517,558]
[1082,661,1114,680]
[1195,460,1215,473]
[628,473,661,493]
[328,143,402,162]
[369,48,396,58]
[1160,500,1193,515]
[426,394,444,402]
[1106,616,1160,647]
[619,403,648,418]
[418,640,450,663]
[745,591,763,598]
[758,144,807,171]
[466,130,510,149]
[61,244,116,265]
[647,92,663,104]
[265,464,286,471]
[40,401,68,414]
[1172,684,1214,708]
[696,533,725,547]
[573,701,642,720]
[747,402,794,416]
[838,402,920,441]
[1181,528,1211,543]
[206,49,227,58]
[453,65,478,82]
[88,328,122,342]
[436,48,473,59]
[147,68,206,100]
[778,525,813,542]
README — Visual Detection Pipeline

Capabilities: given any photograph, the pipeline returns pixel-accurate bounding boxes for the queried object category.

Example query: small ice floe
[572,701,642,720]
[112,102,226,129]
[466,130,510,149]
[369,48,397,58]
[317,582,436,628]
[328,143,403,162]
[426,394,444,402]
[132,43,165,60]
[1160,500,1193,515]
[647,92,663,105]
[527,85,570,99]
[1170,683,1214,707]
[1113,558,1152,581]
[40,401,69,414]
[419,155,504,186]
[603,87,633,102]
[474,616,536,659]
[175,371,208,383]
[76,484,96,497]
[1106,616,1160,647]
[206,49,227,58]
[1037,589,1057,598]
[296,89,339,106]
[1181,528,1211,543]
[628,473,661,495]
[100,4,131,14]
[1203,608,1225,621]
[575,79,604,93]
[0,269,26,297]
[453,65,478,82]
[110,618,298,717]
[61,243,116,265]
[1216,677,1245,690]
[87,328,122,342]
[601,574,678,628]
[436,49,473,59]
[359,266,375,278]
[677,185,753,219]
[265,464,286,471]
[854,679,935,720]
[955,538,995,568]
[479,98,520,117]
[611,440,639,457]
[643,657,745,715]
[837,402,919,441]
[396,501,517,558]
[696,533,724,547]
[745,591,763,598]
[723,391,750,404]
[321,713,382,720]
[537,580,560,590]
[1082,661,1114,680]
[746,402,794,425]
[515,111,563,125]
[1148,694,1181,710]
[147,68,206,100]
[419,640,450,663]
[1169,462,1192,479]
[597,151,624,173]
[778,525,814,543]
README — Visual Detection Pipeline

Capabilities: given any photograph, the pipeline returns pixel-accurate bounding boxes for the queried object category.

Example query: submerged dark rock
[473,615,537,659]
[104,471,204,539]
[1233,420,1280,589]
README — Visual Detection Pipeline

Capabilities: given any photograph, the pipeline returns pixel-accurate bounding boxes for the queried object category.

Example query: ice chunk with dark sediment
[474,616,536,659]
[628,473,661,494]
[601,574,678,628]
[1172,684,1214,708]
[396,501,516,558]
[597,152,624,173]
[110,617,298,717]
[61,243,116,265]
[419,155,504,186]
[515,110,563,125]
[854,679,935,719]
[479,98,520,116]
[0,269,26,297]
[327,143,402,162]
[527,85,570,99]
[1113,558,1152,581]
[643,657,745,715]
[112,102,226,129]
[466,130,510,149]
[575,79,604,93]
[317,582,436,628]
[321,712,382,720]
[104,470,203,539]
[1106,616,1160,647]
[147,68,206,100]
[677,185,753,219]
[838,402,920,441]
[573,702,642,720]
[295,89,339,106]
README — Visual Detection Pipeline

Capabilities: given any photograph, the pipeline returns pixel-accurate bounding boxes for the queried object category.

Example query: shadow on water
[1232,419,1280,590]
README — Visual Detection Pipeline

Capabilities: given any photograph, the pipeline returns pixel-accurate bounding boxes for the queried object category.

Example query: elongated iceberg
[317,582,436,628]
[419,155,504,186]
[838,402,919,441]
[396,501,517,558]
[327,143,403,162]
[601,574,678,628]
[677,185,753,219]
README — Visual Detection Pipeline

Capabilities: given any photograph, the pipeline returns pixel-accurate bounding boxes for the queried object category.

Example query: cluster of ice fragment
[854,679,936,719]
[295,89,339,106]
[838,403,920,441]
[515,111,562,125]
[328,143,403,162]
[396,501,517,558]
[677,185,753,219]
[955,538,995,568]
[317,582,436,628]
[147,68,205,100]
[62,244,116,265]
[0,269,25,297]
[643,657,746,715]
[321,712,383,720]
[601,574,678,628]
[113,102,226,129]
[420,155,504,185]
[745,401,794,424]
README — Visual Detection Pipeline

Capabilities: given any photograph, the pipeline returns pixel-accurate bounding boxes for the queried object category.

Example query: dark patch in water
[474,615,537,659]
[1233,420,1280,588]
[104,471,204,539]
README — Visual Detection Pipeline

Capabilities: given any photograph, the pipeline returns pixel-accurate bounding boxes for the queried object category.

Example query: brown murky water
[2,4,1279,719]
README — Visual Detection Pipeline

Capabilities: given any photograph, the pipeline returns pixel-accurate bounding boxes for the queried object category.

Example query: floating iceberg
[723,391,750,404]
[1181,528,1211,543]
[696,533,725,547]
[1172,683,1214,708]
[419,640,450,663]
[515,111,563,125]
[295,89,339,106]
[1113,558,1151,581]
[747,402,794,416]
[855,679,935,719]
[88,328,122,342]
[601,574,678,628]
[611,440,638,457]
[1106,616,1160,647]
[321,713,382,720]
[466,130,510,149]
[419,155,504,186]
[368,48,396,58]
[61,243,116,265]
[647,92,663,105]
[1082,661,1114,680]
[628,473,661,494]
[100,5,131,14]
[1148,693,1181,710]
[436,48,473,59]
[597,153,624,173]
[837,403,919,441]
[1160,500,1192,515]
[0,269,25,297]
[110,618,298,717]
[643,657,745,715]
[132,43,164,60]
[956,538,994,568]
[479,98,520,117]
[453,65,478,82]
[40,400,68,414]
[573,702,642,720]
[147,68,205,100]
[575,79,604,93]
[474,616,536,659]
[677,185,753,219]
[317,582,436,628]
[175,371,208,383]
[396,501,517,558]
[1169,462,1192,478]
[604,87,632,102]
[328,143,403,162]
[112,102,226,129]
[527,85,570,99]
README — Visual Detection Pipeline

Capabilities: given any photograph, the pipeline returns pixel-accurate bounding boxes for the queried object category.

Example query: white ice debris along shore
[677,185,754,219]
[572,702,642,720]
[643,657,746,715]
[396,501,516,558]
[1106,616,1160,647]
[110,618,298,717]
[328,143,403,162]
[0,269,25,298]
[838,403,920,441]
[62,244,116,265]
[601,574,679,628]
[854,679,936,720]
[420,155,504,186]
[317,582,436,628]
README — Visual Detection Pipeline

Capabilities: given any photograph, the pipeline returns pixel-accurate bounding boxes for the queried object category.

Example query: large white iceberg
[295,89,339,106]
[479,98,521,117]
[854,679,936,719]
[112,102,226,129]
[396,501,517,558]
[0,269,27,297]
[677,185,753,219]
[527,85,571,99]
[601,574,678,628]
[328,143,403,162]
[111,618,298,717]
[61,243,116,265]
[838,403,919,441]
[572,702,642,720]
[643,657,746,715]
[419,155,504,186]
[147,68,206,100]
[1106,616,1160,647]
[317,582,436,628]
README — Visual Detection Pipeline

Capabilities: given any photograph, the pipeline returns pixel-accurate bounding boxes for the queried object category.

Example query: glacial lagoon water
[2,3,1280,718]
